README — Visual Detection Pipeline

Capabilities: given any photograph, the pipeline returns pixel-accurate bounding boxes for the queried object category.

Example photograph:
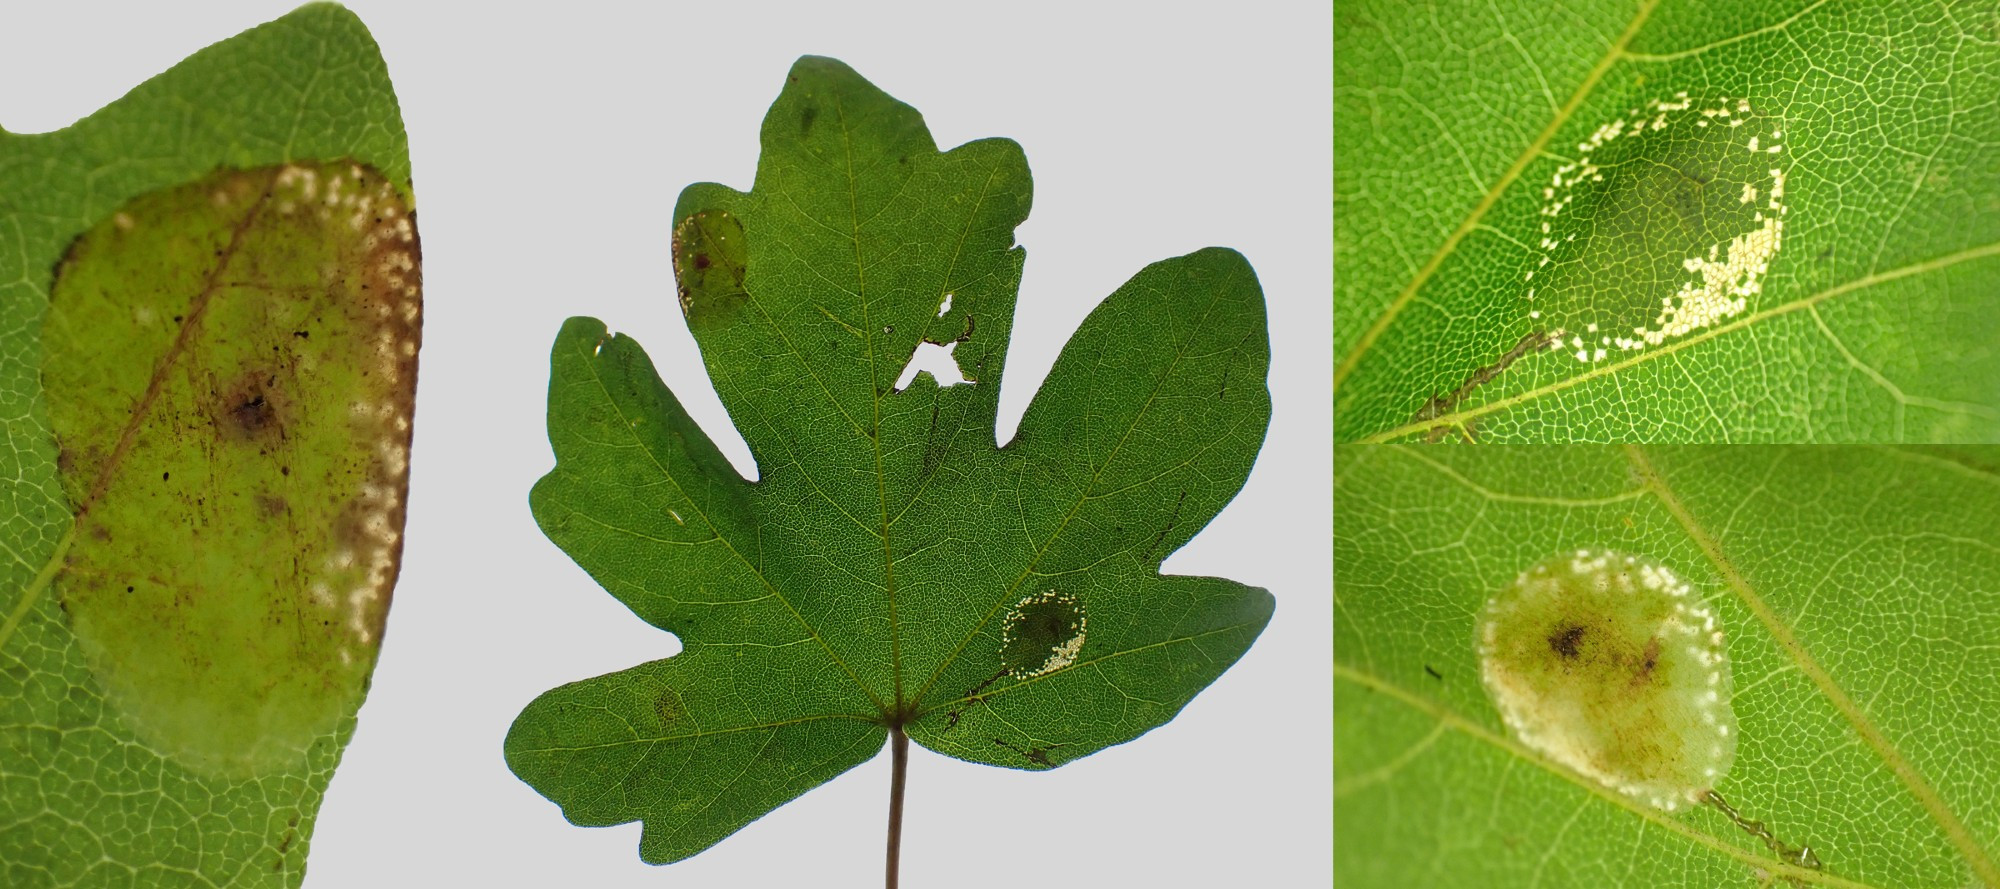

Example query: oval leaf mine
[1476,549,1735,811]
[1523,95,1788,365]
[1000,589,1087,679]
[42,162,421,779]
[672,208,749,322]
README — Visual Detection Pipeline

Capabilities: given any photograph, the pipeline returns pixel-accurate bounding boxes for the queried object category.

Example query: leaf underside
[504,57,1274,864]
[1334,0,2000,442]
[1333,445,2000,889]
[0,6,416,887]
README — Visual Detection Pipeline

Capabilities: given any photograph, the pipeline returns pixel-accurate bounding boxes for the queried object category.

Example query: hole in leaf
[892,341,972,392]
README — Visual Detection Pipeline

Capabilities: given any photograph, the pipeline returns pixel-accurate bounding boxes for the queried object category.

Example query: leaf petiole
[886,723,910,889]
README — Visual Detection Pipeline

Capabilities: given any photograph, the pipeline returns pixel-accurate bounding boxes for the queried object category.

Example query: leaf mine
[1523,94,1788,365]
[41,161,421,780]
[1476,549,1735,812]
[672,208,749,322]
[1000,590,1087,679]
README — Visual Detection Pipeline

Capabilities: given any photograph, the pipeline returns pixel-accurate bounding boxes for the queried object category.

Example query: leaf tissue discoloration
[1547,622,1586,660]
[1476,549,1735,813]
[41,160,421,780]
[654,686,685,729]
[1000,589,1087,680]
[217,371,289,441]
[672,208,749,322]
[1525,95,1788,367]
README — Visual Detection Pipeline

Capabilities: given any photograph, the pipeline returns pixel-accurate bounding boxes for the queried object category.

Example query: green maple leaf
[1333,445,2000,888]
[0,5,417,886]
[1334,0,2000,442]
[503,56,1274,871]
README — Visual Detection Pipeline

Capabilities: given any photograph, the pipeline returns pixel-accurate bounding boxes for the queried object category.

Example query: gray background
[1,2,1331,886]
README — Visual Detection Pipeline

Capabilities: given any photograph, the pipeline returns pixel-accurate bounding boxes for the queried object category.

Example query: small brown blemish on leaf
[653,687,685,728]
[233,394,275,434]
[1548,622,1586,659]
[942,667,1009,731]
[1634,636,1663,684]
[993,737,1062,767]
[213,370,292,443]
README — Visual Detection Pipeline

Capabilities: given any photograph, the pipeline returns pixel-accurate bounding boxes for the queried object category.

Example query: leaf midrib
[831,91,909,716]
[680,106,1013,722]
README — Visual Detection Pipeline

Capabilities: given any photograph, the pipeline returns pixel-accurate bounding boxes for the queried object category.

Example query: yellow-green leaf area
[44,161,419,780]
[672,208,749,322]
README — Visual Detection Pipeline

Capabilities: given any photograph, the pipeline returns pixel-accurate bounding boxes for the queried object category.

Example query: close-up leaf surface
[504,56,1274,867]
[1334,0,2000,442]
[1333,445,2000,887]
[0,5,418,886]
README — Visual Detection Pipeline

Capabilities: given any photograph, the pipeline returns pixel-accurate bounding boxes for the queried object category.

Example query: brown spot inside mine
[256,494,288,517]
[214,371,291,442]
[1633,636,1663,685]
[232,395,274,432]
[1549,623,1586,659]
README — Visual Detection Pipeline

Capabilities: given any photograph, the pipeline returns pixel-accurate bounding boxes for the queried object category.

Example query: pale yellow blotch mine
[1476,549,1736,812]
